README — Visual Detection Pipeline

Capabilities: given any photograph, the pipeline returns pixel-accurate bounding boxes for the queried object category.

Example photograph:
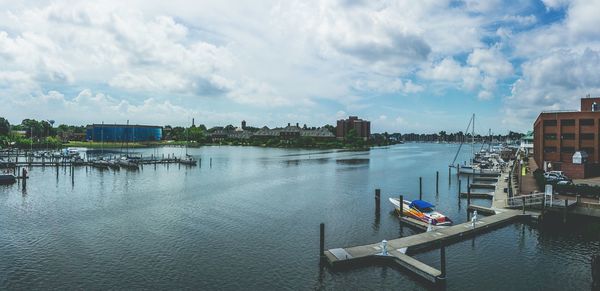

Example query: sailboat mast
[101,121,104,156]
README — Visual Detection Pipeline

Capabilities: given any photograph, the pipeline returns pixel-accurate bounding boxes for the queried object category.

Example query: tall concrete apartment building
[336,116,371,140]
[533,96,600,178]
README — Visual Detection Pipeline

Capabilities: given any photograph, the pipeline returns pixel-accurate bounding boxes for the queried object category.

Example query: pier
[323,209,526,286]
[323,156,584,288]
[460,191,493,199]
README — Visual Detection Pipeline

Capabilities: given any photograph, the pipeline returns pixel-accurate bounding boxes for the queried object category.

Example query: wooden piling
[522,196,526,214]
[436,171,439,194]
[540,193,545,222]
[210,158,212,168]
[467,185,471,206]
[399,195,404,218]
[320,223,325,258]
[21,168,26,189]
[419,177,422,200]
[440,242,446,279]
[592,254,600,290]
[458,180,461,198]
[375,189,381,210]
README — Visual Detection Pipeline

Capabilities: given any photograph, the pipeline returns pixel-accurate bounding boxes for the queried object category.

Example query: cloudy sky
[1,0,599,133]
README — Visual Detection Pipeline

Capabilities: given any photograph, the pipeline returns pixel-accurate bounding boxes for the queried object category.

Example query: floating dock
[324,209,526,286]
[469,183,496,189]
[460,192,493,199]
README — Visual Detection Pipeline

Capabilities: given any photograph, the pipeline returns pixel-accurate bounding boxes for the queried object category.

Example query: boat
[117,157,139,170]
[388,198,452,226]
[0,174,17,185]
[91,159,110,170]
[458,164,500,175]
[179,124,197,166]
[179,154,197,166]
[107,159,120,170]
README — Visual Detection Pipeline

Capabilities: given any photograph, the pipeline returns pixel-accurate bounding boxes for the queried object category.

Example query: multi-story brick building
[336,116,370,140]
[533,96,600,178]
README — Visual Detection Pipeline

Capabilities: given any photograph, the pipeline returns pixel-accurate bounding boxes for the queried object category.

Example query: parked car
[556,180,573,186]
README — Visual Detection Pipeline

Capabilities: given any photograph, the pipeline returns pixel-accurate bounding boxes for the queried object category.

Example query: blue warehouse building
[86,124,162,142]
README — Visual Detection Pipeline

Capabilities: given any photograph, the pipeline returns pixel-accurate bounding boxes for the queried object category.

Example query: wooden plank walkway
[325,209,525,285]
[469,183,496,189]
[460,192,493,199]
[473,177,498,182]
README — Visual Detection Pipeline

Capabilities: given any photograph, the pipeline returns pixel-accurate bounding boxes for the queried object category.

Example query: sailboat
[451,114,501,175]
[180,123,197,166]
[117,120,139,170]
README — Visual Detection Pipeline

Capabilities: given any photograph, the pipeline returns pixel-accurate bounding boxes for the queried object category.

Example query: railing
[499,192,552,208]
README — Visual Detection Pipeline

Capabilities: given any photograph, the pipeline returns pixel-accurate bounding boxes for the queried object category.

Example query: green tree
[187,126,206,143]
[0,117,10,136]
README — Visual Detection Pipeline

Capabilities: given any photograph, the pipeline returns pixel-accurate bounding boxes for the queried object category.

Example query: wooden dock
[469,183,496,189]
[324,209,526,286]
[473,177,498,182]
[460,192,493,199]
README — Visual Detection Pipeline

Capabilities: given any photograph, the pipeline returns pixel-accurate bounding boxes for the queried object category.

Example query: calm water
[1,144,598,290]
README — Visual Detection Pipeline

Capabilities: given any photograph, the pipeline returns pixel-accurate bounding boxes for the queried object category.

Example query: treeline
[0,117,84,149]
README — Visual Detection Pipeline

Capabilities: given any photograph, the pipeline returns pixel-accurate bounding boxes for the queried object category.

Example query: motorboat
[389,198,452,226]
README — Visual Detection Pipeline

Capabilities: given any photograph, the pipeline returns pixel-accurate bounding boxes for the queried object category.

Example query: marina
[1,144,598,290]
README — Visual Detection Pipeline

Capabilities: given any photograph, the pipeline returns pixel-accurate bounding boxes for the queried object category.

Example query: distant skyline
[1,0,599,134]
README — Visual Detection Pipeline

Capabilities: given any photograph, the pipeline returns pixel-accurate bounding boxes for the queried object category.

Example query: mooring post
[210,158,212,168]
[467,175,470,190]
[375,189,381,210]
[458,179,461,198]
[522,196,526,214]
[467,185,471,206]
[319,223,325,259]
[457,164,460,177]
[419,177,422,200]
[540,193,545,222]
[399,195,404,218]
[22,168,26,189]
[436,171,439,194]
[440,242,446,279]
[448,167,451,185]
[592,254,600,290]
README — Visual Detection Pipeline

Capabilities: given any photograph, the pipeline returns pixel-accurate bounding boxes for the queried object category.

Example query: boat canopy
[409,200,435,210]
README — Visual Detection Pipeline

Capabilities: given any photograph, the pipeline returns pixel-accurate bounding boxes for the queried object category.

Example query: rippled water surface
[1,144,598,290]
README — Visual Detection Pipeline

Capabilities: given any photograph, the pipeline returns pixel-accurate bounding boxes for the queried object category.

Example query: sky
[1,0,599,134]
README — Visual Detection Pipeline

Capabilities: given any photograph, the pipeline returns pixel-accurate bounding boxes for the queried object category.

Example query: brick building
[533,96,600,178]
[336,116,371,140]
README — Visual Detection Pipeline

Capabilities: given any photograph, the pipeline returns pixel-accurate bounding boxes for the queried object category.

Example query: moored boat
[179,155,197,166]
[0,174,17,185]
[389,198,452,226]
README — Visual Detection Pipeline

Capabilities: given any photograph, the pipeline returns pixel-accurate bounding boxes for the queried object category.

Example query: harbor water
[1,144,598,290]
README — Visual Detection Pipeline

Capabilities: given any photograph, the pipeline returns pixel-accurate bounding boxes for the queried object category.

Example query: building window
[561,119,575,126]
[581,133,595,140]
[580,119,594,126]
[544,147,557,153]
[561,147,575,153]
[561,133,575,140]
[544,134,557,140]
[543,120,557,126]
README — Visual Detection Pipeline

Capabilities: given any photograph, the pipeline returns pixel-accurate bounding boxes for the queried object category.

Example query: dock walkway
[325,209,525,285]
